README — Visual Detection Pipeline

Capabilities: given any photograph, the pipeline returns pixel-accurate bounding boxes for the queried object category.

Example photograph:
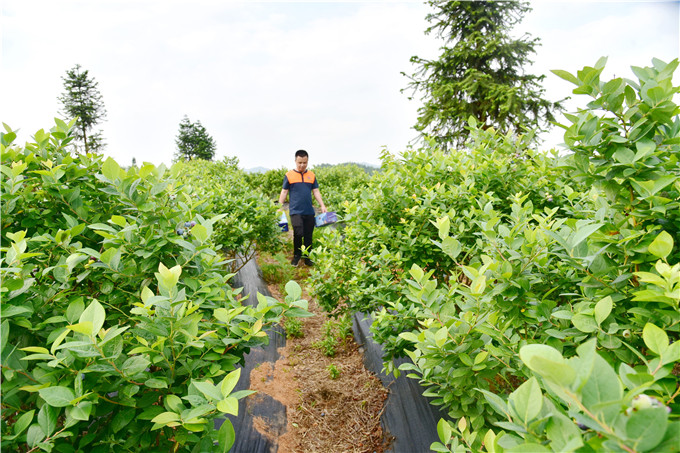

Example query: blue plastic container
[278,212,289,232]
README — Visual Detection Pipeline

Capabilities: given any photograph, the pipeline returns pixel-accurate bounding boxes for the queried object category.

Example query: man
[278,149,327,266]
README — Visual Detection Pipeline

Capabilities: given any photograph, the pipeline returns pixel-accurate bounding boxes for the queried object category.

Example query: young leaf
[217,419,236,453]
[594,296,613,325]
[648,231,674,260]
[193,380,223,401]
[220,368,241,397]
[508,377,542,424]
[79,299,106,337]
[437,418,452,444]
[217,397,239,416]
[284,280,302,301]
[643,323,669,355]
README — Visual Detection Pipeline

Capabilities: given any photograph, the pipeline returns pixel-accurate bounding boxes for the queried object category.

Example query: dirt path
[249,256,390,453]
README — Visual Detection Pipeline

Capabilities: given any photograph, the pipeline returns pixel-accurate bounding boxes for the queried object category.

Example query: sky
[1,0,679,171]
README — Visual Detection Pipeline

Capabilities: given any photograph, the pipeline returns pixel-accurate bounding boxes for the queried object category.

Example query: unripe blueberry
[190,221,196,227]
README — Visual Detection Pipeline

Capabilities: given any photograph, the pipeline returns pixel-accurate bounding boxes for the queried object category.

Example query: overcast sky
[2,1,679,170]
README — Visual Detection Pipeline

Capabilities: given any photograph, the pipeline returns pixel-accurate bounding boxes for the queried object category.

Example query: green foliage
[312,163,372,217]
[308,58,680,451]
[436,337,678,452]
[312,314,353,358]
[176,158,283,269]
[174,115,217,162]
[57,64,107,153]
[1,120,309,452]
[404,0,562,149]
[283,317,304,339]
[245,167,287,200]
[327,363,341,380]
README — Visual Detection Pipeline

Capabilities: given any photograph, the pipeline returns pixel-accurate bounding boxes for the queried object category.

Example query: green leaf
[65,297,85,324]
[217,419,236,452]
[594,296,613,325]
[441,236,461,260]
[13,410,35,435]
[165,395,185,413]
[67,322,93,336]
[508,377,542,424]
[79,299,106,336]
[399,332,420,343]
[520,344,575,387]
[217,397,239,416]
[572,313,598,333]
[181,403,215,422]
[193,380,223,401]
[648,231,674,259]
[111,408,135,433]
[156,262,181,290]
[551,69,579,85]
[220,368,241,397]
[626,407,668,452]
[144,378,168,389]
[546,413,583,452]
[580,354,622,419]
[121,355,150,377]
[1,320,9,351]
[26,424,45,448]
[102,157,122,181]
[643,323,668,355]
[285,280,302,301]
[37,405,57,437]
[505,443,552,453]
[38,386,75,407]
[107,216,125,229]
[192,224,208,243]
[571,222,604,249]
[150,411,181,425]
[437,418,452,444]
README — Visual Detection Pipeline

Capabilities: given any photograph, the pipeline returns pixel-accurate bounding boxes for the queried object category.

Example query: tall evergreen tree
[404,0,562,149]
[58,64,107,153]
[174,116,217,161]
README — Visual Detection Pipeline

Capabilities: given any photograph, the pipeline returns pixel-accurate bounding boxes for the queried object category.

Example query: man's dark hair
[295,149,308,159]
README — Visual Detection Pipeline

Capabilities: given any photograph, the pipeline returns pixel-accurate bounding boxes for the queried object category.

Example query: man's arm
[312,188,327,213]
[278,188,289,206]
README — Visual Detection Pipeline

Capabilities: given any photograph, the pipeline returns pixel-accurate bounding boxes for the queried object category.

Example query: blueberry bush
[1,120,310,452]
[308,58,680,451]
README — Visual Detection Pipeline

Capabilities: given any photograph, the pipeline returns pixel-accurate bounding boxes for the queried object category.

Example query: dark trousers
[290,214,315,258]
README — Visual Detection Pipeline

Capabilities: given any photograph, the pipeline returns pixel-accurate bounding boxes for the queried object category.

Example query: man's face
[295,156,308,172]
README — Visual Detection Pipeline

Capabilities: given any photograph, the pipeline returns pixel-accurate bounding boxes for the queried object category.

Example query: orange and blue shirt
[283,170,318,215]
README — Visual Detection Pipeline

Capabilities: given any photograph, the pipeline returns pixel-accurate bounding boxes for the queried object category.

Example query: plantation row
[307,58,680,452]
[0,123,313,452]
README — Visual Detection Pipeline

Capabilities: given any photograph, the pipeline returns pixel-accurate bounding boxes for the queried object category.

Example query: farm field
[2,58,680,452]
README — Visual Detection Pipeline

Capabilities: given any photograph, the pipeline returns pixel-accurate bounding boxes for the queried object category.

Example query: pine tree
[58,64,107,153]
[174,116,217,161]
[404,0,562,149]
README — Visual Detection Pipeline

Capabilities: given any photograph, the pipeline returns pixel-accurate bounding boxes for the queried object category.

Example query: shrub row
[1,121,310,452]
[308,58,680,451]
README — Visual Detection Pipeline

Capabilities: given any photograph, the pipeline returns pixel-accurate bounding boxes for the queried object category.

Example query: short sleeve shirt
[283,170,318,215]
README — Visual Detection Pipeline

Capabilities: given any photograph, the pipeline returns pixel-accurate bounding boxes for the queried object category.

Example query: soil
[249,253,390,453]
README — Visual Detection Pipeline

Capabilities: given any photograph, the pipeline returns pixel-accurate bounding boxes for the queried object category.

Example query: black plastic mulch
[217,254,447,453]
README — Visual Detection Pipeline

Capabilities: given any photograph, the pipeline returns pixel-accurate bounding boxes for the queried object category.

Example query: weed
[284,317,304,339]
[327,363,341,380]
